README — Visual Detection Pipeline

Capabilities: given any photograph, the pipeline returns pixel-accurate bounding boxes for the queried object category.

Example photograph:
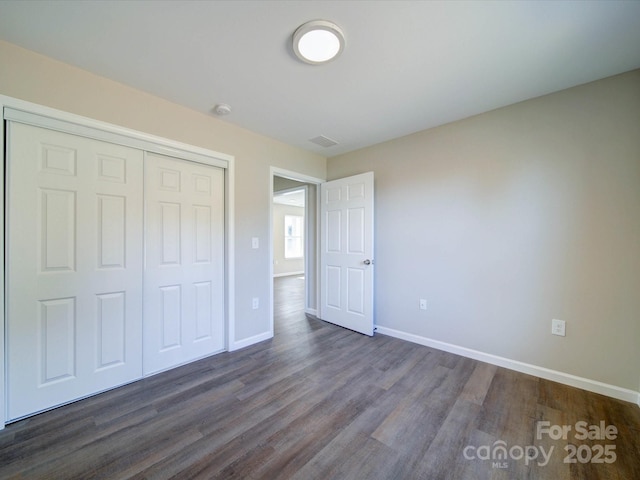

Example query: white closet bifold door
[143,152,225,375]
[6,122,144,421]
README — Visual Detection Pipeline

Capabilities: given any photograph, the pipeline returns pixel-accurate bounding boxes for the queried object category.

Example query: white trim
[274,185,306,198]
[376,326,640,405]
[273,271,305,278]
[269,167,324,342]
[225,156,236,353]
[313,185,322,320]
[0,105,5,430]
[271,167,325,186]
[305,308,318,317]
[1,94,236,427]
[3,102,233,168]
[269,171,275,338]
[229,331,273,352]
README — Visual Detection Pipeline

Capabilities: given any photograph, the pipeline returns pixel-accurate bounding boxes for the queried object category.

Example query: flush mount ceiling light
[293,20,345,65]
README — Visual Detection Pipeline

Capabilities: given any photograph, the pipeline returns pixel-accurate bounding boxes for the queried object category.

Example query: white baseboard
[229,331,273,351]
[273,271,305,278]
[375,326,640,406]
[305,308,318,317]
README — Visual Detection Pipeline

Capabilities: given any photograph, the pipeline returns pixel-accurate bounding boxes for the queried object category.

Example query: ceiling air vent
[309,135,339,148]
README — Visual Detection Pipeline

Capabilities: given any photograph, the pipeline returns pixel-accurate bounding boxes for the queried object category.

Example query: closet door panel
[144,153,225,375]
[7,122,144,420]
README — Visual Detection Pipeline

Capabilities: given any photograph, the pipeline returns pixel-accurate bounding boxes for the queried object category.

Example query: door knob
[363,259,372,265]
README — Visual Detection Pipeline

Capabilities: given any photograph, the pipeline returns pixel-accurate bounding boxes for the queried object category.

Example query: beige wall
[328,70,640,392]
[2,39,638,395]
[0,40,326,343]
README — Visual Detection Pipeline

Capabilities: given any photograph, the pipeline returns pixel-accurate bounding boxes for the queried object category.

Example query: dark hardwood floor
[1,274,639,479]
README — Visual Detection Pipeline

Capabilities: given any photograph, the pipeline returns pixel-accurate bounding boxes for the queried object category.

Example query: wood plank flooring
[1,274,639,479]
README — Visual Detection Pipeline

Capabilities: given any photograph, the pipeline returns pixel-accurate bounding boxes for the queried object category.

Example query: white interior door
[6,122,144,420]
[320,172,374,335]
[143,152,225,375]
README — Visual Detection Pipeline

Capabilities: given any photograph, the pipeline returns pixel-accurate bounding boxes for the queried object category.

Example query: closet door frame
[0,95,236,429]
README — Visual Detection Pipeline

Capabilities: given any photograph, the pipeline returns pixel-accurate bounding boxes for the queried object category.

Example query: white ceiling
[274,189,305,208]
[1,1,639,157]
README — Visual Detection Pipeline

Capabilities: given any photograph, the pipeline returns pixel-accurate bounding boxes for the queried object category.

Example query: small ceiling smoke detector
[293,20,345,65]
[213,103,232,115]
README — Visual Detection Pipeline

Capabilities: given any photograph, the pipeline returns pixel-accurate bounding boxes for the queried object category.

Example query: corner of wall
[229,331,273,352]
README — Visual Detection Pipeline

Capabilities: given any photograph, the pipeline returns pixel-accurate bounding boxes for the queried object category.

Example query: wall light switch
[252,297,259,309]
[252,237,259,249]
[551,318,566,337]
[419,299,428,310]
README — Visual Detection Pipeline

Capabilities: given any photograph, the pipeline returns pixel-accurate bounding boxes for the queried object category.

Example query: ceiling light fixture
[293,20,345,65]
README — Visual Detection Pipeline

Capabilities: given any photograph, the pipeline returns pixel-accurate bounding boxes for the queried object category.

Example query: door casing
[270,168,375,337]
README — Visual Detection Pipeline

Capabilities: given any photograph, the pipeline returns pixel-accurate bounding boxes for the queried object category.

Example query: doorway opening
[270,170,321,335]
[273,184,306,326]
[269,169,375,338]
[273,186,305,279]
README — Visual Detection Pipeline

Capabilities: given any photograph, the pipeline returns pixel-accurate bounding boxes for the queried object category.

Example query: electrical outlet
[551,318,566,337]
[419,299,427,310]
[252,297,259,309]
